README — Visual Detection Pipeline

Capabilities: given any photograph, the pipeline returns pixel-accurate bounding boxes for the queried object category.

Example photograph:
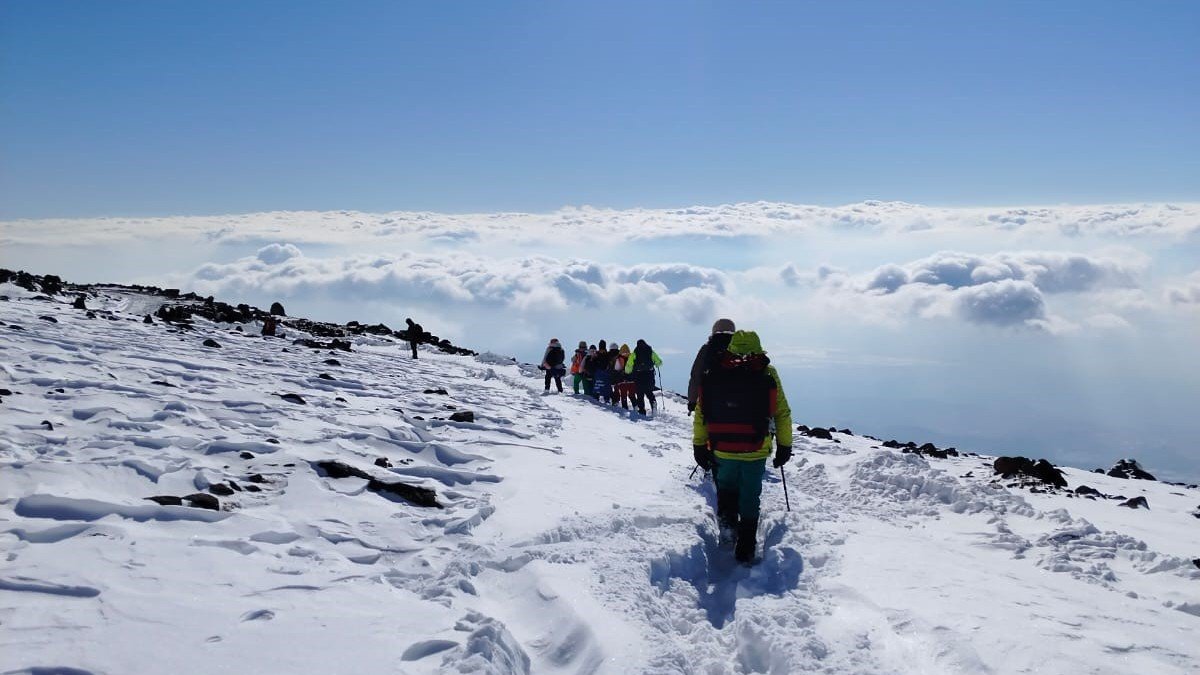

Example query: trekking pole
[689,464,699,480]
[781,467,791,512]
[656,366,667,411]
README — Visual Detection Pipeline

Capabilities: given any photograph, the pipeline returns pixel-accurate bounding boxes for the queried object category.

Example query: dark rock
[324,358,341,366]
[266,438,279,444]
[203,338,221,348]
[209,483,235,496]
[244,485,262,492]
[185,493,220,510]
[423,388,449,395]
[72,295,87,310]
[318,373,335,380]
[277,393,306,405]
[163,288,180,298]
[795,424,810,433]
[993,456,1068,489]
[367,478,441,508]
[839,428,853,435]
[1193,559,1200,569]
[1075,485,1102,497]
[335,397,347,403]
[374,457,393,468]
[54,388,64,393]
[882,439,903,449]
[39,315,58,323]
[314,460,372,480]
[9,325,24,330]
[247,474,268,484]
[448,411,476,423]
[412,415,424,421]
[144,314,154,324]
[146,495,184,506]
[804,427,833,440]
[1107,459,1157,481]
[40,275,63,295]
[0,389,11,396]
[1118,496,1149,510]
[40,420,54,431]
[150,380,174,387]
[270,302,286,316]
[239,451,255,460]
[293,338,353,352]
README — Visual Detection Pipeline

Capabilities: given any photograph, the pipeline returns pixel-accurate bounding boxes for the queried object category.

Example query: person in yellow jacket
[692,330,793,564]
[624,339,663,415]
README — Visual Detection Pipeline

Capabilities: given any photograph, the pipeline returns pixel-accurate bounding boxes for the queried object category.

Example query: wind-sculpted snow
[1,284,1198,673]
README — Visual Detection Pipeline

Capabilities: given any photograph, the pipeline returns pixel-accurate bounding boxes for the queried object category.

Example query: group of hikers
[538,338,663,415]
[539,318,793,565]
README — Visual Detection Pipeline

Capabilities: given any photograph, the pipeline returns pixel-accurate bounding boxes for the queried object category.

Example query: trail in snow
[1,284,1198,674]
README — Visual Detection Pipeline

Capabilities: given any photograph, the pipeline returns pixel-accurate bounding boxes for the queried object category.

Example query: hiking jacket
[570,349,587,375]
[541,342,566,370]
[624,349,662,374]
[692,364,792,462]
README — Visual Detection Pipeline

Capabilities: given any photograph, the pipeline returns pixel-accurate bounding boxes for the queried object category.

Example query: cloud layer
[4,201,1198,247]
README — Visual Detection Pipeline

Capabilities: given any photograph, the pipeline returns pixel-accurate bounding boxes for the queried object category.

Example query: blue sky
[2,1,1198,218]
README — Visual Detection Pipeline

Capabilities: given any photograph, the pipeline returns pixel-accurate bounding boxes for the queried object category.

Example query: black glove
[693,444,714,472]
[687,400,696,415]
[773,445,793,468]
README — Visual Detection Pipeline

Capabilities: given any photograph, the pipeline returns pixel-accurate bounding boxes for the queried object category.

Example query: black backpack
[546,345,565,367]
[633,343,655,371]
[700,353,776,453]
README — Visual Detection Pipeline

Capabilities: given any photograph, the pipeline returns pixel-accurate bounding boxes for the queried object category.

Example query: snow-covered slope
[2,285,1198,674]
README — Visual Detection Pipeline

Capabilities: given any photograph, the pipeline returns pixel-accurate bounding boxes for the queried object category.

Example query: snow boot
[716,490,739,548]
[735,516,758,564]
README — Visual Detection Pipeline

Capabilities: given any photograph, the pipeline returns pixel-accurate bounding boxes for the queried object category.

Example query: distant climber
[692,330,793,564]
[404,318,424,359]
[540,338,566,393]
[569,341,588,394]
[624,339,662,415]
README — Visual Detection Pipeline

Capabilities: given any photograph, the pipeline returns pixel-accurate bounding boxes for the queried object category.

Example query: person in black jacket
[404,318,425,359]
[687,318,736,414]
[540,338,567,393]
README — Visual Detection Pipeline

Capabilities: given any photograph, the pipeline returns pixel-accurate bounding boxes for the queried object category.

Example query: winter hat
[549,338,560,346]
[598,340,607,352]
[728,330,764,355]
[636,339,647,348]
[711,318,736,334]
[578,340,587,349]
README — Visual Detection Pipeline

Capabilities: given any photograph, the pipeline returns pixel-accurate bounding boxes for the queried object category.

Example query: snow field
[1,285,1198,674]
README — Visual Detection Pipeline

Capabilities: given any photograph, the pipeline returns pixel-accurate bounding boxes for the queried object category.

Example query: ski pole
[781,467,791,512]
[656,366,667,411]
[689,464,699,480]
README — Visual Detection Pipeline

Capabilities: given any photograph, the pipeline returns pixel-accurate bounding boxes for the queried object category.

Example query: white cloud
[4,201,1198,248]
[1166,272,1200,307]
[185,244,733,325]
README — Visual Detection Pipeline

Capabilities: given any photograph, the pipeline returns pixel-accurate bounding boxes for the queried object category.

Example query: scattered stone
[266,438,279,444]
[247,474,268,484]
[144,314,154,324]
[804,427,833,440]
[277,393,306,405]
[150,380,175,387]
[374,457,393,468]
[270,302,286,316]
[367,479,441,508]
[318,373,335,380]
[448,411,476,423]
[423,388,449,395]
[244,485,262,493]
[335,397,347,403]
[993,456,1068,489]
[208,484,235,496]
[9,325,24,330]
[54,387,64,393]
[40,420,54,431]
[146,495,183,506]
[185,493,220,510]
[203,338,221,348]
[324,358,341,366]
[1107,459,1157,481]
[294,338,352,352]
[1193,559,1200,569]
[1075,485,1102,498]
[838,428,853,435]
[38,315,58,323]
[795,424,810,433]
[239,451,255,460]
[882,439,903,449]
[0,388,12,396]
[314,460,372,480]
[72,295,87,310]
[1118,496,1149,510]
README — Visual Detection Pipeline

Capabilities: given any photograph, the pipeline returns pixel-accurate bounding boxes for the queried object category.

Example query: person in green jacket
[692,330,793,564]
[624,339,663,415]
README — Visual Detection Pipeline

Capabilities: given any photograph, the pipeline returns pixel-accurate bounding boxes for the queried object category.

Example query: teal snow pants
[714,457,767,520]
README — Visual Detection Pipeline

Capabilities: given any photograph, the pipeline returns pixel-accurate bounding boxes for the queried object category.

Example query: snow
[1,285,1198,674]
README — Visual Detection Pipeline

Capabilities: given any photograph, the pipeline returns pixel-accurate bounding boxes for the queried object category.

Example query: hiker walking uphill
[692,330,793,565]
[624,339,663,415]
[540,338,566,393]
[688,318,736,414]
[569,341,588,394]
